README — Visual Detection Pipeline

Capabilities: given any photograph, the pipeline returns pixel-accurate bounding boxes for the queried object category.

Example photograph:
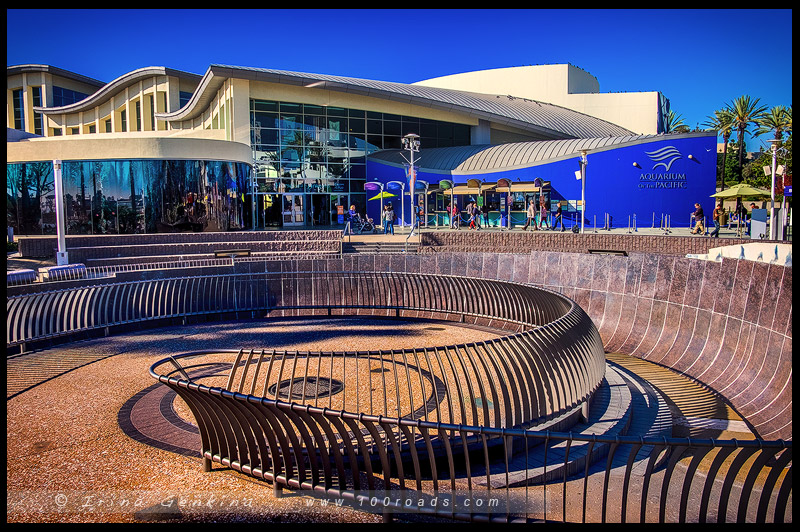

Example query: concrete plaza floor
[6,316,757,523]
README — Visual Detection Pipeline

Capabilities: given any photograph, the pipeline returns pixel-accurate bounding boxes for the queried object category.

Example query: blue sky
[7,9,792,150]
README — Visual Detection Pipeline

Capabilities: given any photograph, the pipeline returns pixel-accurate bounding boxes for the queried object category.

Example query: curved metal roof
[26,63,636,140]
[8,64,106,88]
[367,133,708,175]
[157,64,634,139]
[32,66,202,115]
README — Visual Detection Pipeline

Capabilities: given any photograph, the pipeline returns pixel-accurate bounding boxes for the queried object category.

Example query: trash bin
[750,208,767,239]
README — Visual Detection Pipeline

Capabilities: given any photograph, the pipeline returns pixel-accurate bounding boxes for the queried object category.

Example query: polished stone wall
[319,252,791,441]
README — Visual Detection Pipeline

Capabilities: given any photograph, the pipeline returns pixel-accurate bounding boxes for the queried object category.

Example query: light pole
[401,133,420,233]
[251,162,260,230]
[767,139,779,240]
[579,150,588,234]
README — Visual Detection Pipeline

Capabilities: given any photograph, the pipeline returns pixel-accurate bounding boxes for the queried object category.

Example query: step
[342,242,418,254]
[475,364,633,488]
[585,360,672,477]
[84,250,341,267]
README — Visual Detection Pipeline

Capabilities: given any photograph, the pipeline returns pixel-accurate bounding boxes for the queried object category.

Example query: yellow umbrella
[368,191,397,201]
[711,183,771,199]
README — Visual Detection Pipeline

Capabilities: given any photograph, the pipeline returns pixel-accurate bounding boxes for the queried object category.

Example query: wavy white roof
[29,63,635,140]
[200,65,634,139]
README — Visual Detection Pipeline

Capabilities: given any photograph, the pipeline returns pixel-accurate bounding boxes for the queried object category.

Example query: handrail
[343,220,351,243]
[151,347,791,523]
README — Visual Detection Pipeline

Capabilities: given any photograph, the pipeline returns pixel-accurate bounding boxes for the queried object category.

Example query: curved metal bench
[6,265,791,522]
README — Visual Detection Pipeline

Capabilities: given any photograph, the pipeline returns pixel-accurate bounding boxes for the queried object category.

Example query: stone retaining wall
[328,251,792,441]
[17,230,342,258]
[420,231,759,256]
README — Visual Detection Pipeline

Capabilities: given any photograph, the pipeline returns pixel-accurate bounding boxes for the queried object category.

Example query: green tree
[703,108,735,190]
[728,95,768,182]
[755,105,792,143]
[664,110,690,133]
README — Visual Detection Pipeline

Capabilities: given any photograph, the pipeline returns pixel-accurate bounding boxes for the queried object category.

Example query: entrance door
[256,193,281,227]
[309,194,331,226]
[283,194,304,226]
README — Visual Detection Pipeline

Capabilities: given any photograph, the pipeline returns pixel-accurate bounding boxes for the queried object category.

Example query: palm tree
[755,105,792,143]
[728,95,768,182]
[663,110,689,133]
[703,108,735,190]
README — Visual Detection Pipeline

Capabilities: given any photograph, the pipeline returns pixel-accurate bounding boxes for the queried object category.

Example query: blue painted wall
[366,133,717,229]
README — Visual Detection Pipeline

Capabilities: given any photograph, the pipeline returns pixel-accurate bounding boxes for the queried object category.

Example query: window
[12,89,25,130]
[148,95,155,130]
[52,86,89,107]
[89,124,96,134]
[135,101,141,131]
[179,91,193,108]
[105,119,112,133]
[31,86,43,135]
[120,109,127,132]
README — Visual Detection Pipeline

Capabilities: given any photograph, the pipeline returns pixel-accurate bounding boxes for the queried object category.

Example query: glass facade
[12,89,25,130]
[7,99,475,234]
[51,86,90,107]
[7,159,250,235]
[249,98,472,228]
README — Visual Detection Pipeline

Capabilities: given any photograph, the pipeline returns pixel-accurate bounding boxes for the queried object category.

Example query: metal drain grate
[268,377,344,400]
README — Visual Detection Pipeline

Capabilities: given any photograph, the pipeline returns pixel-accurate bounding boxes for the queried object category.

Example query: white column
[580,150,587,234]
[53,159,69,265]
[768,139,778,240]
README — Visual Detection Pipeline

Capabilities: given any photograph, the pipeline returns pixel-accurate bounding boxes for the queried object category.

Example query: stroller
[351,213,377,234]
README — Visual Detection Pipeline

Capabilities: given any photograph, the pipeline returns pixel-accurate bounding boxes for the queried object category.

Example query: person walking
[554,201,565,231]
[450,201,460,230]
[538,195,550,229]
[690,202,705,235]
[710,202,723,238]
[523,199,538,231]
[467,201,477,230]
[734,201,747,236]
[382,204,395,235]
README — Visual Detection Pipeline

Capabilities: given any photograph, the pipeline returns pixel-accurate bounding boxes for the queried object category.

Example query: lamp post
[251,162,259,230]
[767,139,779,240]
[401,133,420,234]
[579,150,588,234]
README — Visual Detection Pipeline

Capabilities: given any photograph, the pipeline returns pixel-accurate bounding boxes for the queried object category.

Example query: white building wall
[414,64,662,135]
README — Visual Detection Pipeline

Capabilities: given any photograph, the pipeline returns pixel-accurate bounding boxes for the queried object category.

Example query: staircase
[474,360,673,488]
[342,241,419,254]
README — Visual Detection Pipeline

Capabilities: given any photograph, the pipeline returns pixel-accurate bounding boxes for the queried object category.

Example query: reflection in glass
[7,159,250,235]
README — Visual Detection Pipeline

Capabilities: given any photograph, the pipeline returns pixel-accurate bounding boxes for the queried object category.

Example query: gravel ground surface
[7,318,500,523]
